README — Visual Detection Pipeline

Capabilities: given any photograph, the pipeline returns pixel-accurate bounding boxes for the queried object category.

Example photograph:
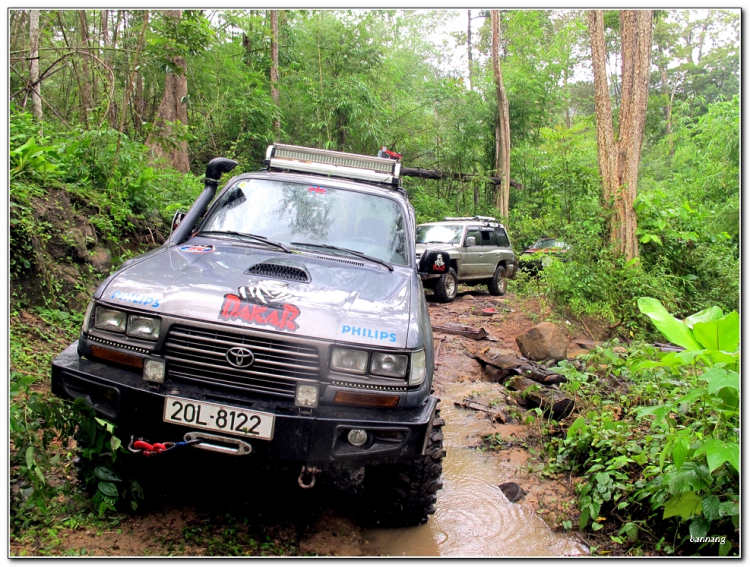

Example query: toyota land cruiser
[51,144,444,526]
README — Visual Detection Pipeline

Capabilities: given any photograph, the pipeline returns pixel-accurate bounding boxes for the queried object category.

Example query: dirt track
[11,288,596,557]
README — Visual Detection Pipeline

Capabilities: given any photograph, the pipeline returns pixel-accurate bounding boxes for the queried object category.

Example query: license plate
[163,396,275,440]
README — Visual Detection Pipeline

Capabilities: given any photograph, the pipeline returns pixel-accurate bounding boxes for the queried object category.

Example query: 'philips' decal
[342,325,396,343]
[111,291,160,308]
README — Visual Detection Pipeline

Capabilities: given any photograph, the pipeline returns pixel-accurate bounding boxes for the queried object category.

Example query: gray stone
[68,227,88,260]
[89,247,112,273]
[515,322,568,362]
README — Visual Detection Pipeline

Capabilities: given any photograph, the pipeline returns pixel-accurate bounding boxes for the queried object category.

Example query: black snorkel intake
[168,157,238,246]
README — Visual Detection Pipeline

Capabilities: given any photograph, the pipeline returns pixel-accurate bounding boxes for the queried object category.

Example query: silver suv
[416,217,518,302]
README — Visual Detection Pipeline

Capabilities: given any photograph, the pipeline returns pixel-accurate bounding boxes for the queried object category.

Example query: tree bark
[467,10,473,91]
[78,10,92,128]
[270,10,280,138]
[146,10,190,173]
[28,10,43,122]
[588,10,652,261]
[491,11,511,219]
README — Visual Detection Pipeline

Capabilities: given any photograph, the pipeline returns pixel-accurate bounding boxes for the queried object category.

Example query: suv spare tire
[488,264,507,296]
[433,269,458,303]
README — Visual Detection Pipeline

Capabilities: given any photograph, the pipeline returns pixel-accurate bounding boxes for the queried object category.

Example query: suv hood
[101,240,412,348]
[415,242,456,254]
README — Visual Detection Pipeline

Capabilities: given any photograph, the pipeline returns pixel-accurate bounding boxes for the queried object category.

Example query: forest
[9,9,739,557]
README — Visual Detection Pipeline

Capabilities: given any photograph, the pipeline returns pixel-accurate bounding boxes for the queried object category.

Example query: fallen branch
[401,167,524,190]
[470,352,567,386]
[506,376,575,418]
[454,399,510,424]
[432,323,488,340]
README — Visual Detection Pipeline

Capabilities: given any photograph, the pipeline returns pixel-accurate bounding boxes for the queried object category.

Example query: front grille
[163,325,320,399]
[246,263,310,282]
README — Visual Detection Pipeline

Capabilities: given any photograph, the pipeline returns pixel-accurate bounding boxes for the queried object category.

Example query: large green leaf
[699,368,740,395]
[663,491,702,520]
[694,439,739,473]
[684,306,724,328]
[637,297,702,351]
[98,481,119,498]
[94,466,121,483]
[692,312,739,352]
[567,416,586,438]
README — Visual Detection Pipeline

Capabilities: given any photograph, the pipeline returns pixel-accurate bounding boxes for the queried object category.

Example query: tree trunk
[28,10,42,122]
[146,10,190,173]
[270,9,280,138]
[491,11,511,219]
[78,10,92,128]
[467,10,473,91]
[589,10,652,261]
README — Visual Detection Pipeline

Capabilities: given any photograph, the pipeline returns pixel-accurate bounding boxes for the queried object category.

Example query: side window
[465,227,481,245]
[480,229,496,246]
[496,228,510,247]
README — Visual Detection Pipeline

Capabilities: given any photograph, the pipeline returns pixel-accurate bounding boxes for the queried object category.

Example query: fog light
[143,359,165,384]
[347,429,368,447]
[295,383,319,408]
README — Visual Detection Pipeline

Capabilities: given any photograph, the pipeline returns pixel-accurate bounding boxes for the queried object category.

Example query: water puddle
[363,382,588,557]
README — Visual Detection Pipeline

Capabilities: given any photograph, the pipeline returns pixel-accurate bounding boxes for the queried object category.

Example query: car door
[477,228,499,277]
[461,226,484,278]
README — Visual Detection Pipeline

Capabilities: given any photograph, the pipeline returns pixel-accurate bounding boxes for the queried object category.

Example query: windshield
[532,238,561,249]
[201,179,409,265]
[416,224,463,244]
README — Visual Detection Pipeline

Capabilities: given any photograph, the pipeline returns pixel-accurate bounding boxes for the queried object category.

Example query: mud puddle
[362,381,587,557]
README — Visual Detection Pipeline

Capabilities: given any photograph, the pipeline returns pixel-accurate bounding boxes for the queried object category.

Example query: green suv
[415,216,518,302]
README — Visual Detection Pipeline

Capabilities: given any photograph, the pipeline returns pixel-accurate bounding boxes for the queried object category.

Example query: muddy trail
[12,289,598,557]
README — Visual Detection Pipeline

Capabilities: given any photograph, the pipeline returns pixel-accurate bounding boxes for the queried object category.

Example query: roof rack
[443,216,497,222]
[265,144,401,186]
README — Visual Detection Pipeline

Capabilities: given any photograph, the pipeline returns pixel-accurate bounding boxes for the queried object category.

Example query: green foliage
[544,300,739,555]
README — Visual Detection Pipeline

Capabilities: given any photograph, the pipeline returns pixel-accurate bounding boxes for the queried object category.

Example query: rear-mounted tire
[364,408,445,527]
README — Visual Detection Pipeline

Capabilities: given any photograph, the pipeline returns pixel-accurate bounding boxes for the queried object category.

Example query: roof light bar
[443,216,497,222]
[265,144,401,186]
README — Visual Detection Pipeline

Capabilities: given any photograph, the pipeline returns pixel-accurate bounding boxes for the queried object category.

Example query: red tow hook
[131,439,171,457]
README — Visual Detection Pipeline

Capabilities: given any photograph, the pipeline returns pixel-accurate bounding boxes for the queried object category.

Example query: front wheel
[488,265,507,296]
[365,409,445,527]
[433,269,458,303]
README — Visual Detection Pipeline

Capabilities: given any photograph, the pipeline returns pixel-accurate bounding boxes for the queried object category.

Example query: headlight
[408,350,426,386]
[331,347,368,374]
[127,314,161,340]
[94,307,127,333]
[82,300,95,333]
[371,352,408,378]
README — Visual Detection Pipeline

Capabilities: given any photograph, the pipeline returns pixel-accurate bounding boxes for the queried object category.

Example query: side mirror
[171,211,186,235]
[465,236,476,247]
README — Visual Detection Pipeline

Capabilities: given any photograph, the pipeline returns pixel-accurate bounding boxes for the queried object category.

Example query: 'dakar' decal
[219,294,300,332]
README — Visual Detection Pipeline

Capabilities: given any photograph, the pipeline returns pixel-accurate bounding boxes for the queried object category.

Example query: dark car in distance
[519,237,570,274]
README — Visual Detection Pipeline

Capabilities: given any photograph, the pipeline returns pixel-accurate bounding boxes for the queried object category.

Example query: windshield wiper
[291,242,393,272]
[198,231,291,253]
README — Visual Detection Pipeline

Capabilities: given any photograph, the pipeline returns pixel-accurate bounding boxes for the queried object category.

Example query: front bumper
[52,341,438,468]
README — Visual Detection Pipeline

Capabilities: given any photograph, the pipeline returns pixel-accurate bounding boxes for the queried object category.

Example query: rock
[463,295,475,301]
[515,322,568,362]
[499,481,526,502]
[487,297,506,305]
[68,227,89,260]
[567,347,590,359]
[69,291,91,311]
[89,247,112,273]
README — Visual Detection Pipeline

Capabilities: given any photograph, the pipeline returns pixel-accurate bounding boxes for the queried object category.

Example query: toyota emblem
[226,346,255,368]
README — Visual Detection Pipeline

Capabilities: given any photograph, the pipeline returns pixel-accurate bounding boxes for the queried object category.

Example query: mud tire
[488,265,507,296]
[433,269,458,303]
[365,408,445,527]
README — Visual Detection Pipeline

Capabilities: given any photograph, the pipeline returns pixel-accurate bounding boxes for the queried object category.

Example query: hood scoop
[245,257,311,283]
